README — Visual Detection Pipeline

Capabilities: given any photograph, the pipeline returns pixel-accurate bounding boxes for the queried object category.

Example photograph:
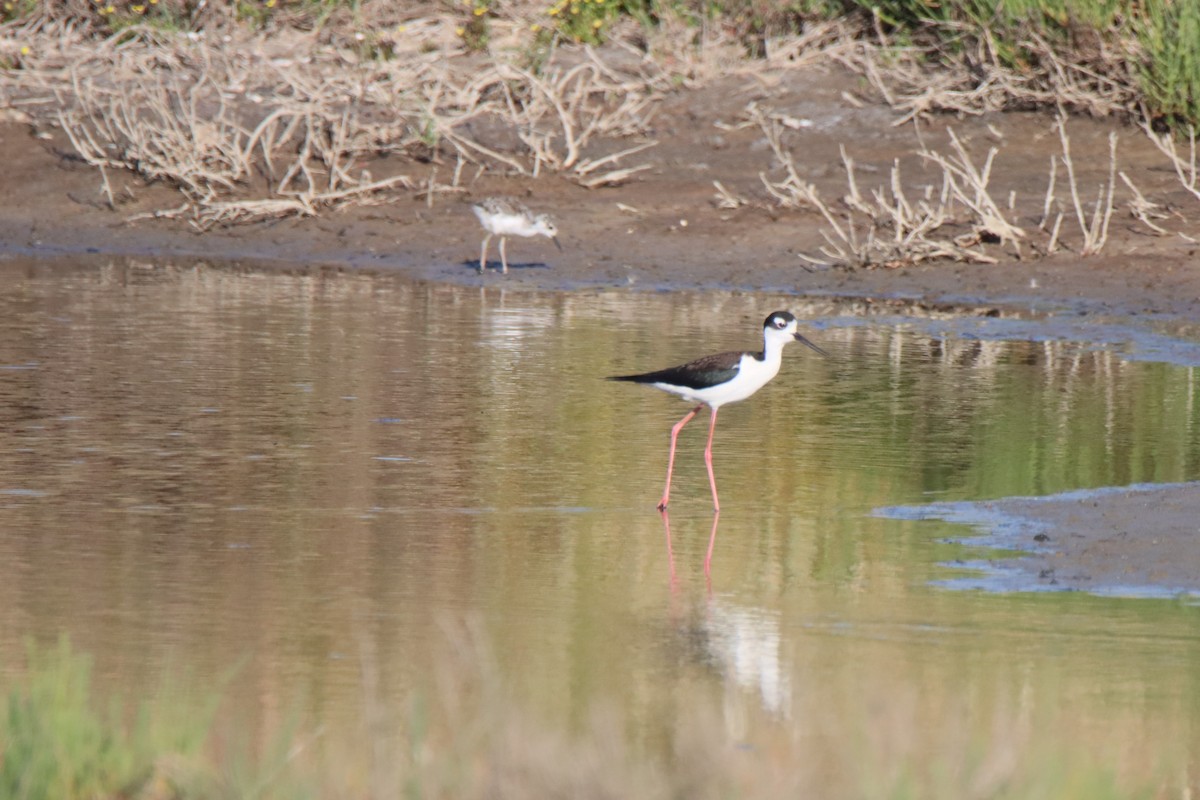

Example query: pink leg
[704,510,721,577]
[658,404,701,510]
[479,234,491,272]
[704,407,720,512]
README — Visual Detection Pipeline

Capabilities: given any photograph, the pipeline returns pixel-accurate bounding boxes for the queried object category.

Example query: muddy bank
[879,484,1200,597]
[5,66,1200,318]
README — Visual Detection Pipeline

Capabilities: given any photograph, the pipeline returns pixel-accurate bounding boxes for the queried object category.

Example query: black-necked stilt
[471,196,562,274]
[608,311,827,511]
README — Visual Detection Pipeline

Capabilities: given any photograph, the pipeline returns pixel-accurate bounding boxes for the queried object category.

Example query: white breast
[657,353,782,409]
[475,208,536,237]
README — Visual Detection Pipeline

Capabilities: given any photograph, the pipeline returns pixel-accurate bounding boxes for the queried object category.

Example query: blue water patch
[878,500,1055,552]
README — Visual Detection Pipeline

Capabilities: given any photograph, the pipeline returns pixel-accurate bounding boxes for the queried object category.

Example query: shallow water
[2,259,1199,790]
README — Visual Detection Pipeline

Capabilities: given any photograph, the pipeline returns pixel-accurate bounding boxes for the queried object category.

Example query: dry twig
[1139,123,1200,202]
[757,109,1017,267]
[1118,171,1170,235]
[1055,119,1117,255]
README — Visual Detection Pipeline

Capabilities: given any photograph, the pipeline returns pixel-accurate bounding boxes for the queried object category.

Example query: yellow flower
[530,23,541,31]
[473,6,485,14]
[104,4,114,12]
[396,24,407,33]
[266,0,276,6]
[592,18,601,27]
[20,45,30,55]
[455,25,465,35]
[132,4,145,11]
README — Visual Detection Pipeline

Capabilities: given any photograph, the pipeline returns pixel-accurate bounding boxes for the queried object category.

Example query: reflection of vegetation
[819,334,1200,499]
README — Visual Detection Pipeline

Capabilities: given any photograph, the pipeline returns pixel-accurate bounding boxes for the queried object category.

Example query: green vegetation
[1135,0,1200,126]
[544,0,655,44]
[844,0,1200,125]
[0,0,36,24]
[0,637,213,800]
[0,638,318,800]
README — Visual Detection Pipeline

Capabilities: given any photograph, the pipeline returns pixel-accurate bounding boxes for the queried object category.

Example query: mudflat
[986,484,1200,595]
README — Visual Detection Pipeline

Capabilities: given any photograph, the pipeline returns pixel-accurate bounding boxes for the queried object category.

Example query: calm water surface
[2,259,1199,789]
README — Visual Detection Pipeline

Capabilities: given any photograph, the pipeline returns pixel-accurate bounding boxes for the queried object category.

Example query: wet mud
[879,483,1200,597]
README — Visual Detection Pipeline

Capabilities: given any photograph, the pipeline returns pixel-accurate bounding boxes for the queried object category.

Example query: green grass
[1135,0,1200,126]
[839,0,1199,125]
[0,637,215,800]
[0,638,317,800]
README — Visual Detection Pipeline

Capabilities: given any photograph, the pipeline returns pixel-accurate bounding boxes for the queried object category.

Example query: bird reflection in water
[659,509,722,590]
[658,510,792,718]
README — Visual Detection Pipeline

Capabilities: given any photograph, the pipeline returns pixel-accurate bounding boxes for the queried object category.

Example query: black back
[608,349,754,391]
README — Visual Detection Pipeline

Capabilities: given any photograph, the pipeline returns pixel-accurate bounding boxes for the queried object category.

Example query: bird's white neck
[761,327,791,363]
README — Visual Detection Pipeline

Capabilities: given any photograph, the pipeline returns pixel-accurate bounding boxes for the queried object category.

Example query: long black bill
[552,236,564,252]
[794,332,829,357]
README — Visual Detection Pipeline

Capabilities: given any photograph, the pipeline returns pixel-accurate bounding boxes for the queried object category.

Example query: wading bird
[471,196,561,274]
[608,311,827,511]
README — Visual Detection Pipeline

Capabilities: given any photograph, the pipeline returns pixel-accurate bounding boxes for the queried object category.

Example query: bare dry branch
[1056,119,1117,255]
[1140,123,1200,202]
[712,180,745,209]
[759,112,1022,267]
[1119,171,1171,235]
